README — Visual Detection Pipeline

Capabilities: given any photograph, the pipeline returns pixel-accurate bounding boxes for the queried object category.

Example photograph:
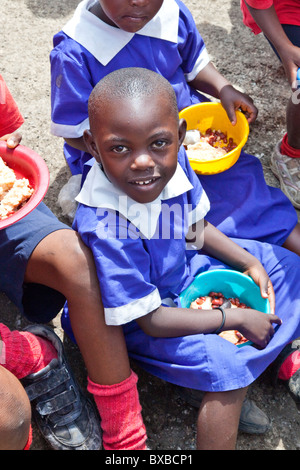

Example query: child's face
[85,94,186,204]
[97,0,164,33]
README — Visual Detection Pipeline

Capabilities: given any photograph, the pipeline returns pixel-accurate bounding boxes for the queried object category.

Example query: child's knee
[0,366,31,450]
[62,232,100,293]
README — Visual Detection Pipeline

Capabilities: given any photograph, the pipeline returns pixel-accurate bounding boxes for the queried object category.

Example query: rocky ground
[1,0,300,451]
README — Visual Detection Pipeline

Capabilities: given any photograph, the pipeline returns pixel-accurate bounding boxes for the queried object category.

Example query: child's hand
[243,262,275,314]
[0,131,22,148]
[236,308,282,349]
[219,84,258,125]
[278,43,300,90]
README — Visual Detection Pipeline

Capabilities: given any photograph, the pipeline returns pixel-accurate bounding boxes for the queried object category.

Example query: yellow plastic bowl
[179,102,249,175]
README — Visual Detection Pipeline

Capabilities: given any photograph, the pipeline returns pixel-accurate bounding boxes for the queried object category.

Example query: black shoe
[21,325,102,450]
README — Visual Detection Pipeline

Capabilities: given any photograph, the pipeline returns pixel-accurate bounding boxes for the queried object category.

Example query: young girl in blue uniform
[50,0,300,255]
[63,67,300,449]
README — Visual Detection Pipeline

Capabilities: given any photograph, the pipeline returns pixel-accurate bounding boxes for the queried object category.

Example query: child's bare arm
[137,219,281,345]
[188,62,257,123]
[136,303,280,349]
[199,220,275,312]
[244,2,300,87]
[188,62,230,101]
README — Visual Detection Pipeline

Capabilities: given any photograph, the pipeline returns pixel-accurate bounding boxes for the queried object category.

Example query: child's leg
[286,95,300,150]
[25,229,147,450]
[197,387,247,450]
[269,25,300,209]
[0,366,31,450]
[0,321,102,450]
[25,229,132,385]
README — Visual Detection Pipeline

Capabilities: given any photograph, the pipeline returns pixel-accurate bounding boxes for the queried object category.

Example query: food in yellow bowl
[184,128,238,161]
[179,102,249,175]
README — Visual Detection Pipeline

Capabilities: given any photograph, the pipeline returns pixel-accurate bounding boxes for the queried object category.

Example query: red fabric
[240,0,300,35]
[278,350,300,380]
[88,370,147,450]
[23,426,33,450]
[280,133,300,158]
[0,74,24,136]
[0,324,57,379]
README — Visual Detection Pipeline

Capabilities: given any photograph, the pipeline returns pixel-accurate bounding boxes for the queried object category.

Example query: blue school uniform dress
[61,147,300,392]
[50,0,297,245]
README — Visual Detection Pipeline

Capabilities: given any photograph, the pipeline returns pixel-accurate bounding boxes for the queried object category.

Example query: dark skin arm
[244,2,300,88]
[137,220,281,348]
[189,61,258,124]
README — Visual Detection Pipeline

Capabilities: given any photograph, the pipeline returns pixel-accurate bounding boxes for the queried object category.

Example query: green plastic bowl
[179,269,270,347]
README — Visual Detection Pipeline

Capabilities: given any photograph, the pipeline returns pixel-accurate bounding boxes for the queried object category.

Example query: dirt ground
[2,0,300,451]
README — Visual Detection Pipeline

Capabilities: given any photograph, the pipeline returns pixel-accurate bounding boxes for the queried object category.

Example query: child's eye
[152,140,167,149]
[112,145,128,154]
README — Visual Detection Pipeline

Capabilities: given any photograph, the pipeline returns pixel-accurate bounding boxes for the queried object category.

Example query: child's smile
[85,93,186,204]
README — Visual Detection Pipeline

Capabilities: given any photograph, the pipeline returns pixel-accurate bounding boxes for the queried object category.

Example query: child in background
[62,67,300,449]
[0,74,146,450]
[241,0,300,209]
[50,0,300,255]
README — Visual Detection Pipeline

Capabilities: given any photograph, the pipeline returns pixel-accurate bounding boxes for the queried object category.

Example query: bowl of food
[0,141,50,229]
[179,269,270,347]
[179,102,249,175]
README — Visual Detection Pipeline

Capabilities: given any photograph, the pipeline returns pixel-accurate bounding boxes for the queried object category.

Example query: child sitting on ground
[0,73,146,450]
[62,67,300,450]
[50,0,300,256]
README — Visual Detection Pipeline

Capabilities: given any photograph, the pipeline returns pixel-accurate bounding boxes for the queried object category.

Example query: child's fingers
[240,102,258,124]
[267,280,276,314]
[224,103,237,126]
[269,314,282,327]
[260,278,275,314]
[7,133,22,148]
[0,132,22,148]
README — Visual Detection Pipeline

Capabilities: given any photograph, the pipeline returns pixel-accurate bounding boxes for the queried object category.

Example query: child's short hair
[88,67,179,123]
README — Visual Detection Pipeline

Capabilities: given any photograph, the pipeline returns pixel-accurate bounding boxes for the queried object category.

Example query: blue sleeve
[73,205,161,325]
[176,0,208,77]
[50,34,94,137]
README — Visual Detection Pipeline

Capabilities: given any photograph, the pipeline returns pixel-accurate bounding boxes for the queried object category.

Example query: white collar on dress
[62,0,180,65]
[76,159,193,239]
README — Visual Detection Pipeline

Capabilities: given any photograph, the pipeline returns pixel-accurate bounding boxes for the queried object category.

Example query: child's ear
[83,129,102,164]
[178,118,187,148]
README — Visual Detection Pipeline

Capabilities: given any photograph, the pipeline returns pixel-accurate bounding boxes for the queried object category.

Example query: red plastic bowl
[0,141,50,229]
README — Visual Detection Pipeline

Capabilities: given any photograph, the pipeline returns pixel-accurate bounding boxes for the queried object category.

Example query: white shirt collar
[76,160,194,239]
[62,0,180,65]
